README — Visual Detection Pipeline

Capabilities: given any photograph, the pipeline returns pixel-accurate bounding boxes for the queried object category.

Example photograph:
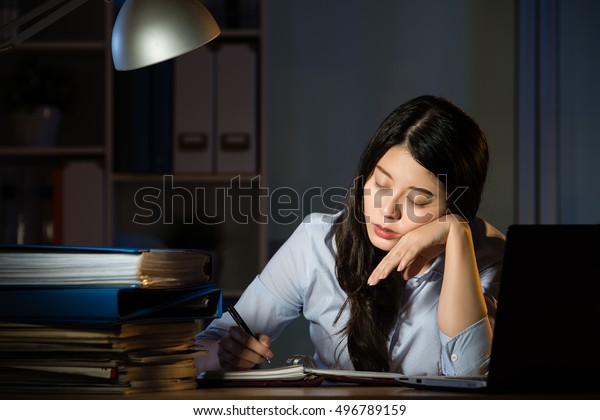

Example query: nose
[381,195,401,221]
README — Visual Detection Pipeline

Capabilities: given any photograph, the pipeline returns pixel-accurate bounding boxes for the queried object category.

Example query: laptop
[396,224,600,393]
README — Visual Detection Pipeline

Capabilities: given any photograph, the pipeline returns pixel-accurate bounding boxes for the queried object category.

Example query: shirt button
[450,354,459,362]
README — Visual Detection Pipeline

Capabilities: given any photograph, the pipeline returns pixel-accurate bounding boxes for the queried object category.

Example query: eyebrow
[375,165,393,179]
[375,165,435,198]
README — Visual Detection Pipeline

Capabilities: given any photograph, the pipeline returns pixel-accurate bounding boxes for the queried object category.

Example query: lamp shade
[112,0,220,71]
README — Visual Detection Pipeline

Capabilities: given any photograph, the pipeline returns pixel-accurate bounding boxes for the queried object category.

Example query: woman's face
[363,145,448,251]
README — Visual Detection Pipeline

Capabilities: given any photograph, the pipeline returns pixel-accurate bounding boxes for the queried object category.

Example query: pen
[227,305,271,364]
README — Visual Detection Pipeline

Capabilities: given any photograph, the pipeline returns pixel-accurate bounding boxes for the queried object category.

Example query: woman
[196,95,505,376]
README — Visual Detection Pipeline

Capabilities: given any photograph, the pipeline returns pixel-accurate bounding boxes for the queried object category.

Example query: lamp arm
[0,0,89,53]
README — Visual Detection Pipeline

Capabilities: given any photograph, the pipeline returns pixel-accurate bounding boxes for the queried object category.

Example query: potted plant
[0,57,76,147]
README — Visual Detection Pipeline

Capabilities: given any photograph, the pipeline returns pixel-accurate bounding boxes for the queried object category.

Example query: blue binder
[0,244,215,288]
[0,283,222,325]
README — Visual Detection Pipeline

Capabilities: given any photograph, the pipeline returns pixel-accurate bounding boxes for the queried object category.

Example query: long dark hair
[332,95,489,371]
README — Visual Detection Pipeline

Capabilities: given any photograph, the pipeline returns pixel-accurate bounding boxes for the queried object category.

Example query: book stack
[0,245,222,394]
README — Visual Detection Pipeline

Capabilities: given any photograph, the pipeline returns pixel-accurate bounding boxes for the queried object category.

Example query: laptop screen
[487,224,600,392]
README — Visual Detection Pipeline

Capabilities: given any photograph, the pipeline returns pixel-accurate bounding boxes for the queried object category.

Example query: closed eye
[373,180,391,191]
[410,200,428,208]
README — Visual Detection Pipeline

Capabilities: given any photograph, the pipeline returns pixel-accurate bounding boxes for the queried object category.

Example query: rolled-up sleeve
[439,317,494,375]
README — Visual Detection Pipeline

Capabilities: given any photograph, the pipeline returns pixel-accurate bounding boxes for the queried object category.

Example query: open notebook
[396,224,600,392]
[198,355,402,386]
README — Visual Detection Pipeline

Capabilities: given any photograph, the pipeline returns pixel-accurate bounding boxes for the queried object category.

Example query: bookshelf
[0,0,267,297]
[0,0,113,247]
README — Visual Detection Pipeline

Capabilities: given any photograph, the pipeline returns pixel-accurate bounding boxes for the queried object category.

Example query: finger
[217,336,257,370]
[368,257,395,286]
[230,327,273,362]
[369,263,397,286]
[256,333,274,360]
[218,327,268,370]
[256,333,272,349]
[368,247,408,286]
[218,337,267,370]
[368,261,388,286]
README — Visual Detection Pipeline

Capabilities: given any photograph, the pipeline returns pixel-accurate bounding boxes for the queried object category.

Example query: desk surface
[2,385,598,400]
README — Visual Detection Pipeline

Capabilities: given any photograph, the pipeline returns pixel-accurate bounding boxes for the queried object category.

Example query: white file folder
[173,47,214,173]
[216,42,258,174]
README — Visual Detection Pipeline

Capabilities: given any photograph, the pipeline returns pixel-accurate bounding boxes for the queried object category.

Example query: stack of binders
[0,245,222,394]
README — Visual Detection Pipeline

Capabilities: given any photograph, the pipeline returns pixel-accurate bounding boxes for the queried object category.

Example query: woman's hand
[368,214,465,285]
[366,213,486,336]
[216,326,274,371]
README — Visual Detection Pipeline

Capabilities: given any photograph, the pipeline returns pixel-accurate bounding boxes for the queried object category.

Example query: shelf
[15,41,106,51]
[112,173,262,184]
[0,147,105,163]
[0,147,105,158]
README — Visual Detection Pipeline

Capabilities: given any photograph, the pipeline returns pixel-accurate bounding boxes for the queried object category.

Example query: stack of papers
[0,245,222,394]
[0,321,208,394]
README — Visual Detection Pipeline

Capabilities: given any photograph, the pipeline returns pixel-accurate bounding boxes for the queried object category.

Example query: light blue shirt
[197,212,505,376]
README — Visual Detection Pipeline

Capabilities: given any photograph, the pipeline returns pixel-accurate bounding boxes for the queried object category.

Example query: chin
[372,242,395,252]
[367,231,398,252]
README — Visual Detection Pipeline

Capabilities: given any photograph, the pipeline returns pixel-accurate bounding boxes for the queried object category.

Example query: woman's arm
[436,217,487,336]
[195,214,325,371]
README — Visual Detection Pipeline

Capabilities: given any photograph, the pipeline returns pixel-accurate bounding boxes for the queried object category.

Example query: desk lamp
[0,0,220,70]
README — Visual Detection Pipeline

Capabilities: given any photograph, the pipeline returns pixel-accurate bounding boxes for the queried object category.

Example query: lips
[373,224,399,240]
